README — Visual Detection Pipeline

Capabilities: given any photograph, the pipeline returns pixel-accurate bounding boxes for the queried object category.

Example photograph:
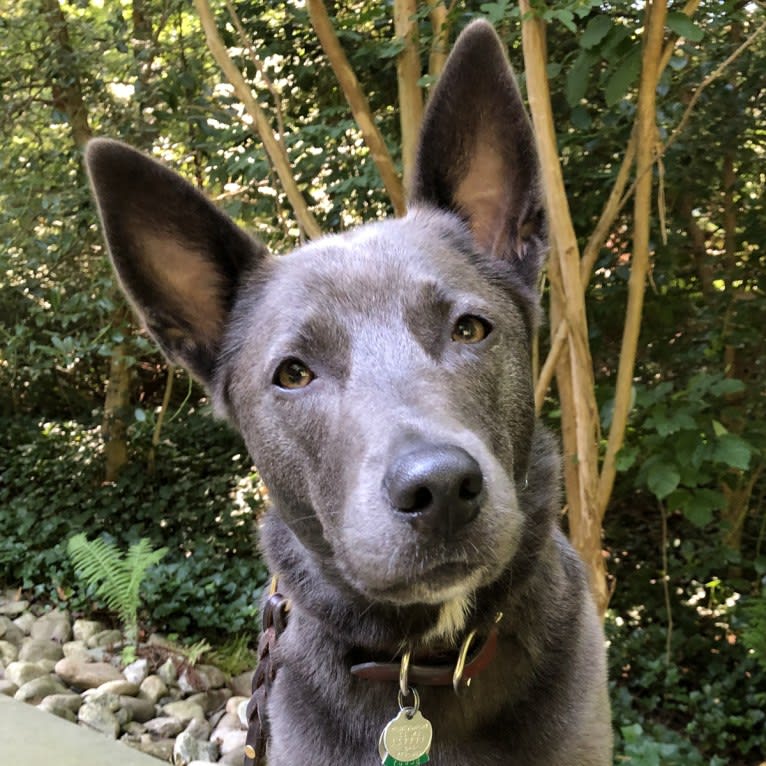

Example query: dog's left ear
[411,20,545,289]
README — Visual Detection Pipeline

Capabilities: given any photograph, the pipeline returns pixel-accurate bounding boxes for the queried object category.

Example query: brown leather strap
[349,626,499,686]
[244,593,290,766]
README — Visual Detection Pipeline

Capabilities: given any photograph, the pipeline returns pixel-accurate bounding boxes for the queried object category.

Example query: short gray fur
[85,20,612,766]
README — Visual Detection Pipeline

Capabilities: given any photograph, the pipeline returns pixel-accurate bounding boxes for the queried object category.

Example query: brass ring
[452,628,478,693]
[399,649,411,697]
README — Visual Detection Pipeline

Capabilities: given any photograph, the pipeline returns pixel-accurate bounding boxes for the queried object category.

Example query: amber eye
[451,314,492,343]
[273,358,314,389]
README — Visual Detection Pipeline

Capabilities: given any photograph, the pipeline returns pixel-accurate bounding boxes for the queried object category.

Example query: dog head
[86,21,546,617]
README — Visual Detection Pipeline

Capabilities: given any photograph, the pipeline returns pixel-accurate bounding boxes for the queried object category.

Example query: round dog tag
[381,708,432,764]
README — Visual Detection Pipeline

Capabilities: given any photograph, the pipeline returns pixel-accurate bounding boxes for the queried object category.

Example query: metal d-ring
[397,686,420,716]
[452,628,478,693]
[399,649,411,697]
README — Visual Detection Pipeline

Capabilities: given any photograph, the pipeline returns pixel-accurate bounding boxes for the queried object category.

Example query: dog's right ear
[411,20,545,291]
[85,139,267,385]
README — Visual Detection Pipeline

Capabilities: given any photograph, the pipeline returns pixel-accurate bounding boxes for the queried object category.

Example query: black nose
[384,444,484,538]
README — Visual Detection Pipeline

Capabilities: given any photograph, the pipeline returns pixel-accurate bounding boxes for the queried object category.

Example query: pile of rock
[0,598,254,765]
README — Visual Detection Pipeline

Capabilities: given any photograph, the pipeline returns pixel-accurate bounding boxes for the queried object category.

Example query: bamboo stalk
[393,0,424,190]
[307,0,406,215]
[193,0,321,240]
[596,0,668,518]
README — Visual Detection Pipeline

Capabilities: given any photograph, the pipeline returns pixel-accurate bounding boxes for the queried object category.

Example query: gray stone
[0,679,18,696]
[157,658,177,686]
[219,743,246,765]
[12,612,36,635]
[144,715,185,738]
[138,674,167,704]
[0,617,25,647]
[14,673,68,703]
[86,628,123,648]
[38,692,83,717]
[211,711,244,739]
[184,716,211,740]
[31,609,71,643]
[135,734,175,761]
[72,619,106,643]
[0,599,29,617]
[172,730,219,766]
[228,670,253,698]
[19,637,65,663]
[225,695,248,717]
[185,688,232,714]
[123,721,147,737]
[5,660,48,687]
[118,694,156,723]
[0,640,19,665]
[178,664,227,693]
[123,658,149,685]
[214,728,246,756]
[95,678,140,696]
[161,699,205,725]
[62,640,90,661]
[36,658,58,673]
[187,761,218,766]
[55,657,123,689]
[78,700,121,738]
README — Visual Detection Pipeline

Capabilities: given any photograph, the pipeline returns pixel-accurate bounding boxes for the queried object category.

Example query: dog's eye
[452,314,491,344]
[273,358,314,389]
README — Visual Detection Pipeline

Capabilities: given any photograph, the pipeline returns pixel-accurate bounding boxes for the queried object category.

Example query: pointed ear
[85,139,266,385]
[411,20,546,289]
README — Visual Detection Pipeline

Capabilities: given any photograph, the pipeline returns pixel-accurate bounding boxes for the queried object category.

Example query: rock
[12,612,36,635]
[214,729,246,756]
[118,694,156,723]
[5,660,48,687]
[219,743,246,765]
[225,695,248,717]
[138,674,168,704]
[0,617,25,647]
[161,700,205,725]
[178,664,227,693]
[62,640,90,661]
[86,629,123,648]
[172,730,219,765]
[72,619,106,643]
[54,657,123,689]
[36,659,58,673]
[0,680,19,696]
[211,711,244,738]
[14,674,68,703]
[78,700,121,738]
[158,658,178,686]
[123,658,148,685]
[123,721,146,737]
[0,599,29,617]
[31,609,71,643]
[187,761,218,766]
[38,692,83,717]
[144,715,185,738]
[94,679,140,696]
[184,717,211,740]
[185,688,231,714]
[0,640,19,665]
[19,638,64,663]
[229,670,253,698]
[134,734,175,761]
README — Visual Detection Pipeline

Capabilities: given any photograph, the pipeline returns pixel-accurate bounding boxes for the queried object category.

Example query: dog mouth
[355,559,485,606]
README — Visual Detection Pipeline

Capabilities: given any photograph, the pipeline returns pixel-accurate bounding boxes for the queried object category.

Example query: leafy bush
[0,411,268,641]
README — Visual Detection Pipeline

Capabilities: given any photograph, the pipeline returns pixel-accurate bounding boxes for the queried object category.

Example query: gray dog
[86,19,611,766]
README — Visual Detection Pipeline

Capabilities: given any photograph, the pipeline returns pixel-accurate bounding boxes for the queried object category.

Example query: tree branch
[193,0,322,240]
[307,0,406,215]
[596,0,668,518]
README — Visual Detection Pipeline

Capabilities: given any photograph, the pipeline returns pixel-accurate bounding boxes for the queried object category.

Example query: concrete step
[0,694,162,766]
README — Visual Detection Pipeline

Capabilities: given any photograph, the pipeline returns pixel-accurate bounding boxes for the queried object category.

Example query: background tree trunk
[393,0,424,190]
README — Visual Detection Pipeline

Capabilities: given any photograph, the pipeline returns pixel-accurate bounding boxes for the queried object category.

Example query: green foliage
[206,634,259,677]
[740,591,766,671]
[0,411,268,641]
[67,534,167,645]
